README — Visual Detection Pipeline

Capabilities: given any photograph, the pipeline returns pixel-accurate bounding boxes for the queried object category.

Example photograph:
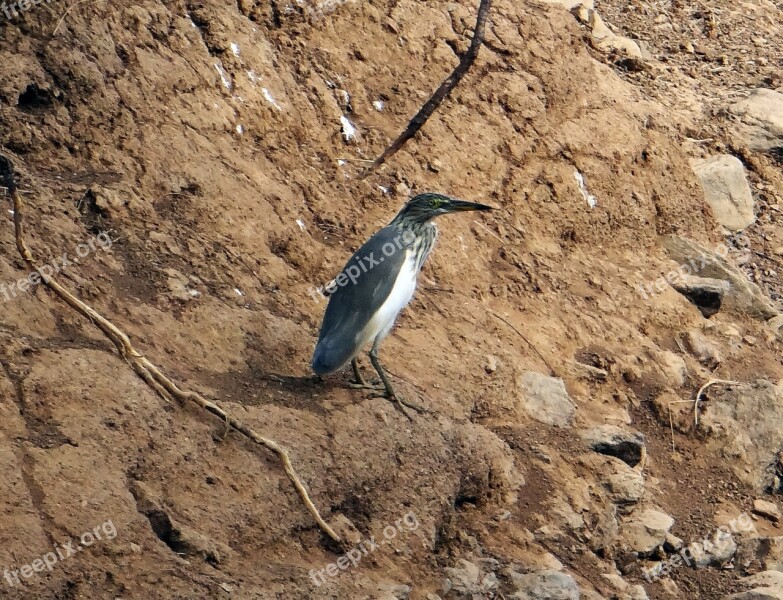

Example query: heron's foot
[346,381,384,390]
[367,390,425,418]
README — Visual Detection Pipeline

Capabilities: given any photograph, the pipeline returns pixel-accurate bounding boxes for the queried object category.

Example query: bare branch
[362,0,492,176]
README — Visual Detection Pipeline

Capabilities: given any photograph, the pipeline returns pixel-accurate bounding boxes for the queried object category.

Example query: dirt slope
[1,0,782,598]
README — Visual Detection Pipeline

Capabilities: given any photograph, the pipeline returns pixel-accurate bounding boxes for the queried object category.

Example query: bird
[311,192,494,416]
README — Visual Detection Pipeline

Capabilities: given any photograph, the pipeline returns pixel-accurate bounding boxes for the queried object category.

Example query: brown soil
[0,0,781,599]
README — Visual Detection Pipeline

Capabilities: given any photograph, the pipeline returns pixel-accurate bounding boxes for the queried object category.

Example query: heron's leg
[368,341,424,418]
[351,358,365,385]
[345,358,384,390]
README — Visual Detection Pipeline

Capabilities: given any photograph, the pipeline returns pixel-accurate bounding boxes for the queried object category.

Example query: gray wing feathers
[311,226,409,374]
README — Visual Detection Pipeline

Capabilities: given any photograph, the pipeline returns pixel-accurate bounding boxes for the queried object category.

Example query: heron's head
[393,192,494,225]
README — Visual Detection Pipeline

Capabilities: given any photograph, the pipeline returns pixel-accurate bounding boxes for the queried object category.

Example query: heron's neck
[390,221,437,271]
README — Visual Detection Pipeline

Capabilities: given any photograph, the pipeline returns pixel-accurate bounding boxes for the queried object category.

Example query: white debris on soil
[373,99,385,111]
[262,88,282,110]
[214,63,232,91]
[230,42,241,57]
[340,115,356,142]
[574,169,597,208]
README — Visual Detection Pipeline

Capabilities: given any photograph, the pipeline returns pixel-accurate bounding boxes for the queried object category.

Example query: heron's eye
[429,198,441,208]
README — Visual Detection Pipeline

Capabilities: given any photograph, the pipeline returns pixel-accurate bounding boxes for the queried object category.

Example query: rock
[693,155,756,231]
[728,89,783,151]
[567,361,609,382]
[539,0,594,10]
[602,573,649,599]
[508,569,580,600]
[164,267,199,301]
[659,578,680,596]
[571,4,591,23]
[687,529,738,567]
[588,11,643,59]
[670,275,732,318]
[665,533,684,552]
[662,235,779,320]
[753,499,781,522]
[516,371,576,427]
[442,559,498,598]
[724,570,783,599]
[581,425,646,468]
[329,513,363,545]
[680,330,721,368]
[767,315,783,340]
[620,509,675,555]
[698,380,783,491]
[653,349,688,387]
[725,589,783,599]
[374,582,412,600]
[738,537,783,572]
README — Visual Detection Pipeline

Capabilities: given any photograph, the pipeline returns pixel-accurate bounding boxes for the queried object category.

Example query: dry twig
[0,156,339,542]
[487,309,557,377]
[362,0,492,176]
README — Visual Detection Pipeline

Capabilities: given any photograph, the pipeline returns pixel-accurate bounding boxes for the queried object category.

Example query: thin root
[3,158,339,542]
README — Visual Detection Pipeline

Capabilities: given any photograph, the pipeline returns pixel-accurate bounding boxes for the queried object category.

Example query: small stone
[581,425,646,468]
[589,11,643,59]
[663,235,779,320]
[329,514,363,545]
[602,573,629,591]
[516,372,577,428]
[728,89,783,152]
[485,355,498,374]
[605,460,645,504]
[571,4,590,23]
[628,585,649,600]
[428,159,442,173]
[654,350,688,388]
[394,181,411,197]
[692,155,755,231]
[683,41,695,53]
[723,571,783,599]
[743,335,758,346]
[620,509,675,555]
[688,529,737,568]
[753,499,781,522]
[767,315,783,340]
[442,559,497,598]
[374,582,412,600]
[659,578,680,596]
[681,330,721,368]
[665,533,684,551]
[508,569,580,600]
[539,0,594,9]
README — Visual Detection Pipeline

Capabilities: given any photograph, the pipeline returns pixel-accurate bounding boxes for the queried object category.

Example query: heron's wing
[311,225,410,374]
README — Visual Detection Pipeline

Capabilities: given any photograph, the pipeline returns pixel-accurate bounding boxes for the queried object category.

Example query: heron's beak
[445,198,495,212]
